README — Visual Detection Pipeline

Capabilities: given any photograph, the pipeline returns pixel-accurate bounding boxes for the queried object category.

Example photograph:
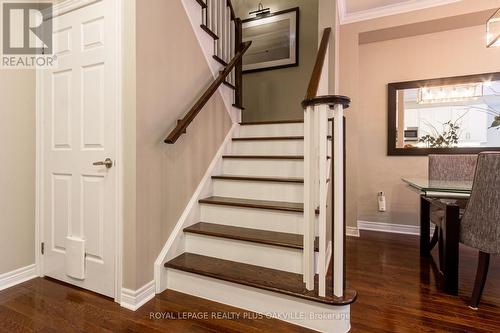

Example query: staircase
[159,1,356,332]
[163,120,355,332]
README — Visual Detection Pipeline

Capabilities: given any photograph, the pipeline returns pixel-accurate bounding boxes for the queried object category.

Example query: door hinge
[41,242,45,255]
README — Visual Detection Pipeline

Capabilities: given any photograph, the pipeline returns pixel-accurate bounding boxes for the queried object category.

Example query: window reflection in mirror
[395,79,500,149]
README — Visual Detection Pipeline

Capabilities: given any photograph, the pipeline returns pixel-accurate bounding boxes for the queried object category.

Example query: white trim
[114,0,125,305]
[357,220,434,235]
[154,124,237,293]
[120,280,155,311]
[0,265,37,291]
[338,0,461,25]
[35,0,124,302]
[346,226,360,237]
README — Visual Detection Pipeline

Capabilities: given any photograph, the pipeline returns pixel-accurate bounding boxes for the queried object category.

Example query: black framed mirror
[388,72,500,156]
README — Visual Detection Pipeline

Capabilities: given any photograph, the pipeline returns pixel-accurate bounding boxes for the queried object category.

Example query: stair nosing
[211,175,304,183]
[239,119,304,126]
[199,196,304,213]
[184,222,316,250]
[165,253,356,306]
[232,136,304,141]
[222,155,304,160]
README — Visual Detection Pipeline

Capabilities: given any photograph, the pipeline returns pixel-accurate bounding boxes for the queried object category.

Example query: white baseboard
[0,264,37,291]
[357,220,434,236]
[346,226,360,237]
[121,280,155,311]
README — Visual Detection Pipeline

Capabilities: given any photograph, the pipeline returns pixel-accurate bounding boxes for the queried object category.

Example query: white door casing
[39,0,118,298]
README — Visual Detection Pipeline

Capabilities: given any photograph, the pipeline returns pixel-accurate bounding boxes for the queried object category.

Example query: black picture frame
[242,7,300,74]
[388,72,500,156]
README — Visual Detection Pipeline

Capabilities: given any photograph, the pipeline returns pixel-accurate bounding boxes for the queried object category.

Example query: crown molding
[338,0,462,25]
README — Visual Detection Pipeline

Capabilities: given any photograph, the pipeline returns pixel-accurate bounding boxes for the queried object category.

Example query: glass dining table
[402,177,473,295]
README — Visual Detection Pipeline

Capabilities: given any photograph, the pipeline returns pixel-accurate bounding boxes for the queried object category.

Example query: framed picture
[242,7,299,74]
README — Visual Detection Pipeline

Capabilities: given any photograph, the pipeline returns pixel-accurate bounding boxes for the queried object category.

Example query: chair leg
[429,227,439,250]
[469,251,490,310]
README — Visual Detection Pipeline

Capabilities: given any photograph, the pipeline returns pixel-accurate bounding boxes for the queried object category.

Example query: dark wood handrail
[165,41,252,144]
[304,27,331,101]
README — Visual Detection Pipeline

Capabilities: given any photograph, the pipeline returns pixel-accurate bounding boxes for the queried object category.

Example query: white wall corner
[357,220,434,235]
[121,280,155,311]
[0,264,37,291]
[180,0,241,123]
[154,124,237,294]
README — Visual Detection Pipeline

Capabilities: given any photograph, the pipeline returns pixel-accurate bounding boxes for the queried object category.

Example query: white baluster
[318,104,328,297]
[333,104,344,298]
[217,0,223,58]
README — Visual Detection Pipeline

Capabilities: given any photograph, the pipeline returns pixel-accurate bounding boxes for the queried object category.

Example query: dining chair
[428,155,477,250]
[460,152,500,309]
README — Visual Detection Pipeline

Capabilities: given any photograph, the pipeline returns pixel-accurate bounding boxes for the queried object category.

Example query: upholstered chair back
[429,154,477,181]
[460,152,500,255]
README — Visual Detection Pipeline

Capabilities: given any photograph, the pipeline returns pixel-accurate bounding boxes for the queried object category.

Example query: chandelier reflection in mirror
[417,83,484,104]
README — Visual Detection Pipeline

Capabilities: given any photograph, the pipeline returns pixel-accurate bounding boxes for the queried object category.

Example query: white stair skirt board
[121,280,156,311]
[185,233,306,274]
[239,123,304,137]
[154,125,237,294]
[231,140,304,155]
[166,269,351,333]
[212,179,303,203]
[0,264,37,291]
[346,227,360,237]
[222,159,304,178]
[200,204,319,235]
[180,0,240,123]
[357,220,435,235]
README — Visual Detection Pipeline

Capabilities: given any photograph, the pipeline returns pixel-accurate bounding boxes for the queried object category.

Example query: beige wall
[234,0,319,122]
[0,70,35,274]
[130,0,232,289]
[339,0,500,228]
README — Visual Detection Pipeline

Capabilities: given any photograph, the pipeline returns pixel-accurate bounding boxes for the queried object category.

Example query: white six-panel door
[41,0,117,298]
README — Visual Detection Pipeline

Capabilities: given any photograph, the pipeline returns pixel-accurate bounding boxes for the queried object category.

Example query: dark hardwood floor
[348,231,500,333]
[1,230,499,332]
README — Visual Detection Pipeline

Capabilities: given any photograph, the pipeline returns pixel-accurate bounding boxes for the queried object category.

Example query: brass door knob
[93,158,113,169]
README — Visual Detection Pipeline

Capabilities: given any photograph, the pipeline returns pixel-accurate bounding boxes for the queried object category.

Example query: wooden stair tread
[199,196,320,214]
[184,222,318,250]
[222,155,304,160]
[233,136,304,141]
[239,119,303,125]
[233,136,331,141]
[213,55,228,66]
[194,0,207,8]
[200,24,219,40]
[165,253,356,305]
[212,175,304,183]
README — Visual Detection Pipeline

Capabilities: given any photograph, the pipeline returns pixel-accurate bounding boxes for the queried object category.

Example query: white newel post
[303,106,315,290]
[333,104,344,298]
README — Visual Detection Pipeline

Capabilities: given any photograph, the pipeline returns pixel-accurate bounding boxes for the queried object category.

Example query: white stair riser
[222,159,303,178]
[185,233,303,274]
[200,204,319,235]
[166,269,351,333]
[239,123,304,137]
[231,140,304,155]
[212,179,303,203]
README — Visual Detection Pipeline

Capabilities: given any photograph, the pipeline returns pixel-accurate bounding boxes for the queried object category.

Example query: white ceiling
[338,0,462,24]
